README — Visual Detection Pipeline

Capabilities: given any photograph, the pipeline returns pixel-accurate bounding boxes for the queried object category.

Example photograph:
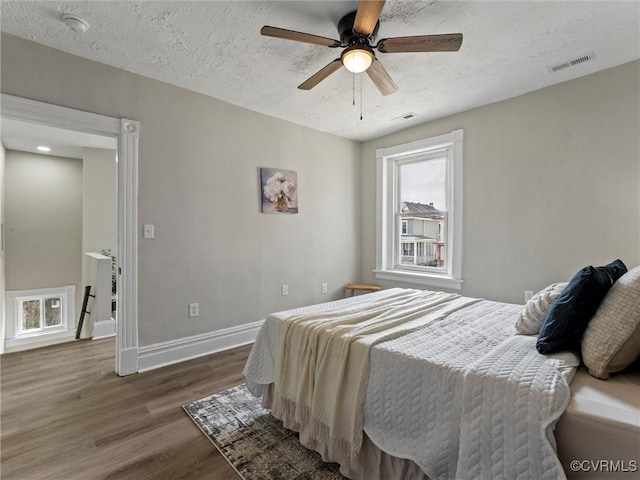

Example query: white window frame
[5,286,76,347]
[375,129,464,290]
[18,294,67,336]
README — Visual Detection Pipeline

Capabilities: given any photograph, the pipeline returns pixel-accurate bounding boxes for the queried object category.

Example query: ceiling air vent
[391,112,417,122]
[548,52,595,73]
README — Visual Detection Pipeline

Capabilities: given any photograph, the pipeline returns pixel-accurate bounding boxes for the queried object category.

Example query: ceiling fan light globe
[341,47,374,73]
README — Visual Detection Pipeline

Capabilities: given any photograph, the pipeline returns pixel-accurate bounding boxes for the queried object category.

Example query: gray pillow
[582,266,640,379]
[515,282,568,335]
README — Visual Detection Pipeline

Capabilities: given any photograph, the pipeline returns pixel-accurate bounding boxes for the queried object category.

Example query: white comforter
[243,288,579,480]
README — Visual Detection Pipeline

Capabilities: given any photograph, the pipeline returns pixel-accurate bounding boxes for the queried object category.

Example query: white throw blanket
[271,289,479,469]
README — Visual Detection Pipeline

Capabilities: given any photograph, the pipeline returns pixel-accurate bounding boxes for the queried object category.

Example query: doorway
[1,94,139,376]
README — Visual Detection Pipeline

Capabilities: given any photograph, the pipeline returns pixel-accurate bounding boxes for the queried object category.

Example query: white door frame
[1,93,139,375]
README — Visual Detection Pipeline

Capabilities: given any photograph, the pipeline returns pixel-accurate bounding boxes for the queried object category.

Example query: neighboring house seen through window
[375,129,463,290]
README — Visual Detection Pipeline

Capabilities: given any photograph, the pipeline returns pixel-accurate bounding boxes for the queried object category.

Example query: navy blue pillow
[536,259,627,354]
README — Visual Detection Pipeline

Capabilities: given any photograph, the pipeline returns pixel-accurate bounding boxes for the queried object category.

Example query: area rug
[183,384,346,480]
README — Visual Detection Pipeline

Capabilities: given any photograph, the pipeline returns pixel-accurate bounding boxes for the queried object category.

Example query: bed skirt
[262,383,429,480]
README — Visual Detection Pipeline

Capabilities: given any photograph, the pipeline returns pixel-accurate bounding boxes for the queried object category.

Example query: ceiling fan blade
[366,58,398,96]
[298,59,343,90]
[354,0,386,36]
[261,26,340,48]
[377,33,463,53]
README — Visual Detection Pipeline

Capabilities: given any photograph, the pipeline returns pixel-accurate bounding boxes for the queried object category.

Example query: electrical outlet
[524,290,534,303]
[143,224,155,239]
[321,283,328,294]
[188,302,199,317]
[281,285,288,296]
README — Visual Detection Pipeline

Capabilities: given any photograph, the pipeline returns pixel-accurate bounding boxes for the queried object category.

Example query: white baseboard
[116,347,138,376]
[137,320,263,372]
[93,319,116,339]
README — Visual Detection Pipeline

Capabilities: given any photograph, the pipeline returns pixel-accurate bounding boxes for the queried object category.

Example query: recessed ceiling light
[37,146,51,152]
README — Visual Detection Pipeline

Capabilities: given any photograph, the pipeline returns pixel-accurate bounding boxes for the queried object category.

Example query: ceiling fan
[261,0,463,96]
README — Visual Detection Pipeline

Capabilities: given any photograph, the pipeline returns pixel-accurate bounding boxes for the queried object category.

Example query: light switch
[143,224,155,239]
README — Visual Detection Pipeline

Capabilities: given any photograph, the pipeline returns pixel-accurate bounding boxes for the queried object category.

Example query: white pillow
[515,282,568,335]
[582,266,640,379]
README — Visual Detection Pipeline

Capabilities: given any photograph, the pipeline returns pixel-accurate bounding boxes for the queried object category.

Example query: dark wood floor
[0,338,251,479]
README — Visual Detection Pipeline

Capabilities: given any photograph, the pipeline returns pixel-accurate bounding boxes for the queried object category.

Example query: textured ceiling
[1,1,639,141]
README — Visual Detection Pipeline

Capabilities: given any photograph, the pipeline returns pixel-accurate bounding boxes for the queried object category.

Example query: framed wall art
[260,168,298,214]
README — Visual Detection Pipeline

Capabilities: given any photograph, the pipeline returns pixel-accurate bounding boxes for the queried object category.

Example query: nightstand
[345,283,381,297]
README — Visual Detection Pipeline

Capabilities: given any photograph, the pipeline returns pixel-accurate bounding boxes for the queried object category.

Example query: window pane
[44,298,62,327]
[399,158,447,268]
[22,300,41,330]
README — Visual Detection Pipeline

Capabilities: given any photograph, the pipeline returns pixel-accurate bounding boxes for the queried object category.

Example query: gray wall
[0,143,5,353]
[82,147,117,259]
[360,60,640,303]
[82,147,117,299]
[1,34,361,346]
[4,151,83,301]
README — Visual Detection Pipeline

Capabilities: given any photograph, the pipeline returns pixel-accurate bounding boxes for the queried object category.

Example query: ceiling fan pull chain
[360,73,363,120]
[352,70,356,106]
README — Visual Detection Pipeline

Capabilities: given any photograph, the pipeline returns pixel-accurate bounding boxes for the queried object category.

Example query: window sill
[5,329,75,351]
[373,269,463,291]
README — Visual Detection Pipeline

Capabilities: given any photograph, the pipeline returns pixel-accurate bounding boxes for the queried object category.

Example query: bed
[243,288,640,480]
